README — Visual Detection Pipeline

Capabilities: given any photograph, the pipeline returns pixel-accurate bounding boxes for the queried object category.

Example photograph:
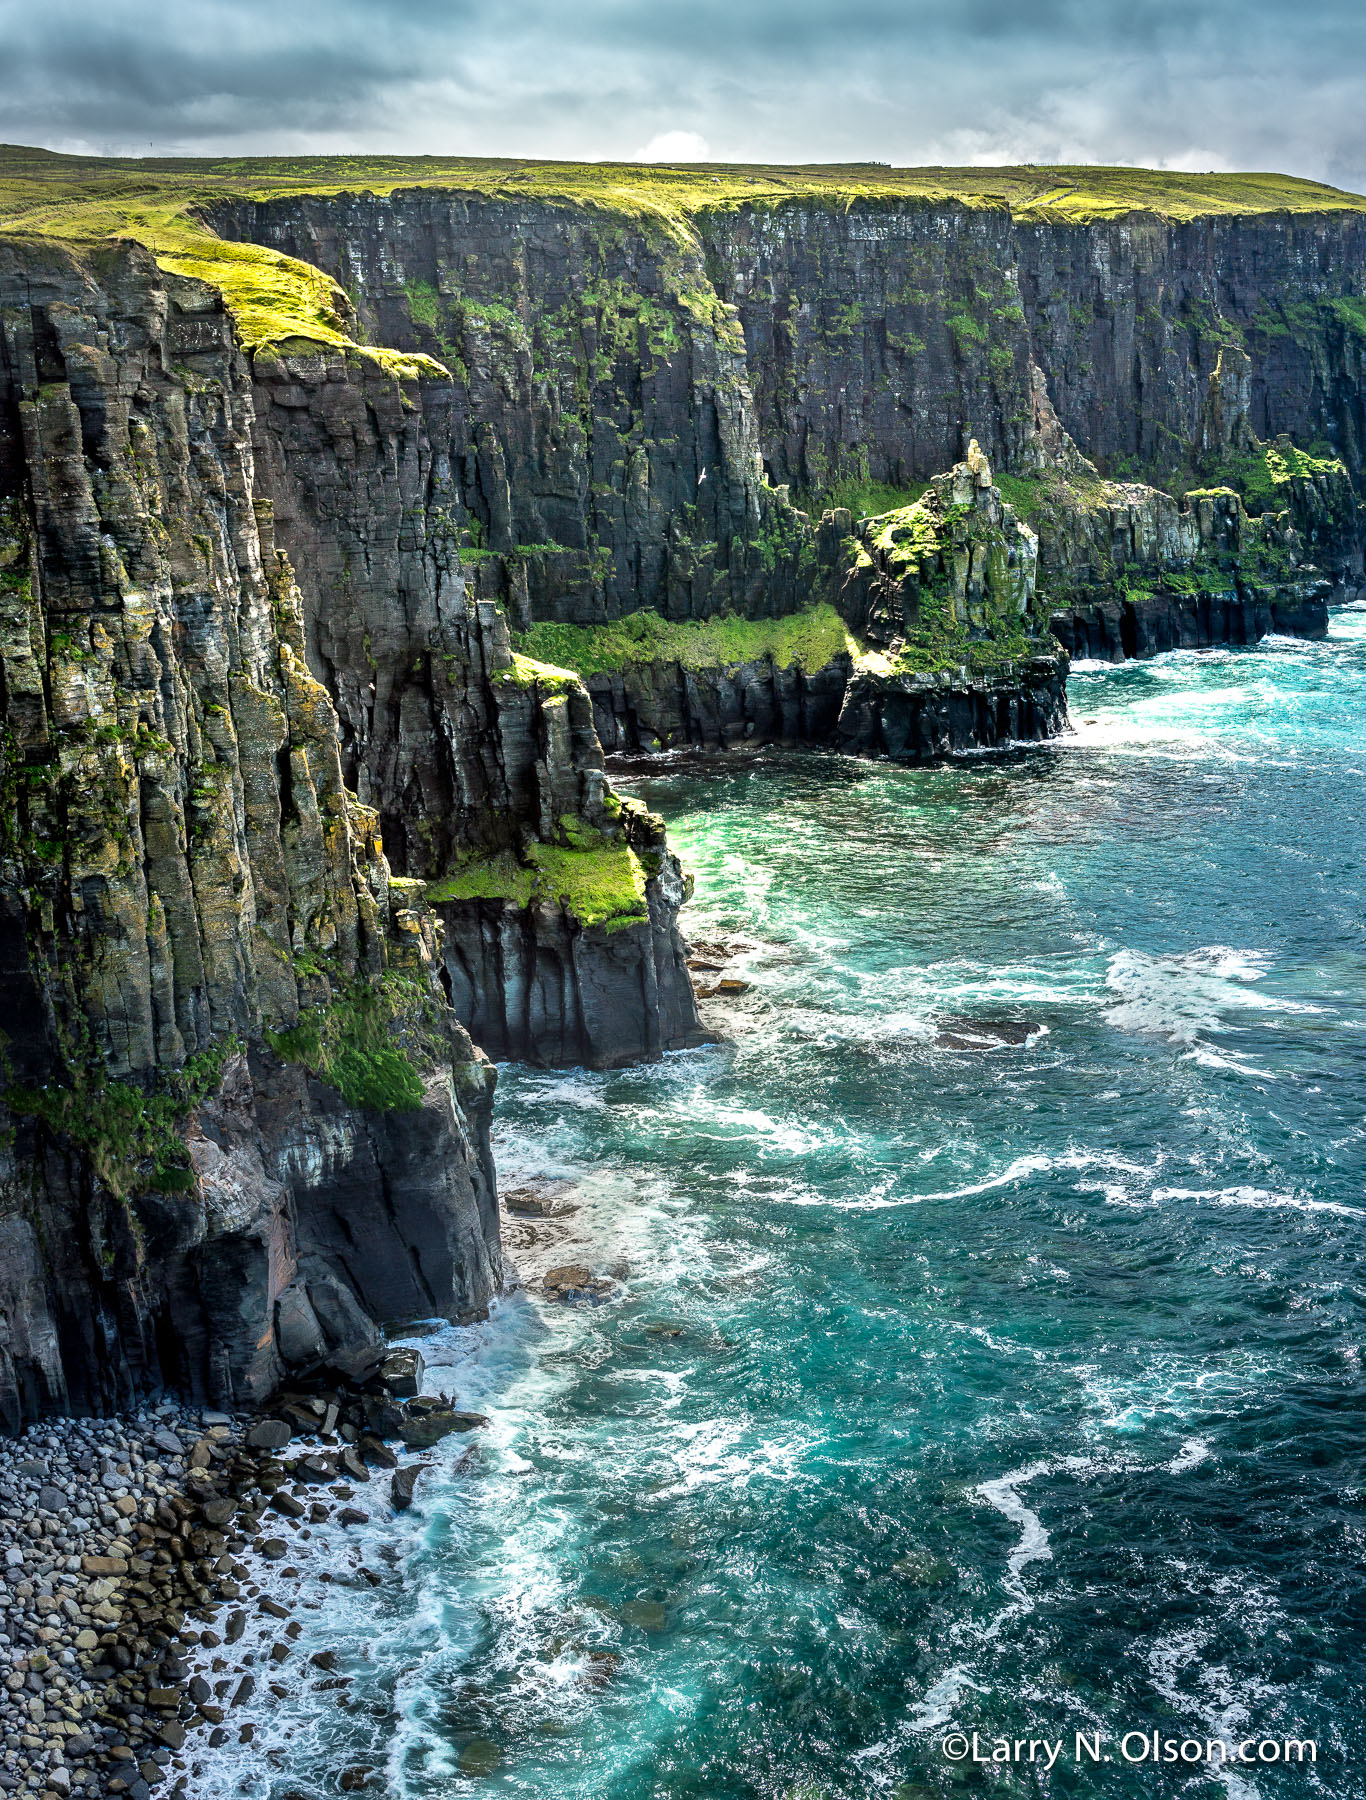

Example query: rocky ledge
[524,445,1072,763]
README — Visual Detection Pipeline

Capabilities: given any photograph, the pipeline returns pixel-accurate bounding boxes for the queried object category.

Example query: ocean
[198,611,1366,1798]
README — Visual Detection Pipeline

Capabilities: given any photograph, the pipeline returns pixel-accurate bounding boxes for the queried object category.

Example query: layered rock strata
[212,187,1366,633]
[0,242,698,1431]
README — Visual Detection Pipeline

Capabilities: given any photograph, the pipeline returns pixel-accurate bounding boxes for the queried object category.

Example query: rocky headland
[2,150,1366,1784]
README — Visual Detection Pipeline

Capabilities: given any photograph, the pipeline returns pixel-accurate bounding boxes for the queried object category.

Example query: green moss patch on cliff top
[424,851,536,909]
[490,651,583,696]
[4,146,1363,231]
[426,840,649,933]
[862,606,1048,681]
[869,501,947,569]
[513,603,858,678]
[1186,440,1349,512]
[0,179,446,378]
[816,476,930,519]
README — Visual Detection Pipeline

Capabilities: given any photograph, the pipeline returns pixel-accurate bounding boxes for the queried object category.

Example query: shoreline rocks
[0,1369,486,1800]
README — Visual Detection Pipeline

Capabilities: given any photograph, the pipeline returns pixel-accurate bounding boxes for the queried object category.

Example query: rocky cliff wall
[209,189,814,630]
[0,239,700,1430]
[3,178,1364,1429]
[202,189,1358,772]
[240,330,704,1069]
[521,437,1329,759]
[212,189,1366,625]
[700,202,1366,499]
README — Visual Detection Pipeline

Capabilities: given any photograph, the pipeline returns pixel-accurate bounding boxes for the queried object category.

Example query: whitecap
[502,1070,610,1108]
[1153,1183,1366,1221]
[1102,945,1318,1061]
[975,1460,1054,1615]
[903,1664,991,1734]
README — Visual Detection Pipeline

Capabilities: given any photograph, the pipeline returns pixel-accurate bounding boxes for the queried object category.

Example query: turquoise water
[207,615,1366,1799]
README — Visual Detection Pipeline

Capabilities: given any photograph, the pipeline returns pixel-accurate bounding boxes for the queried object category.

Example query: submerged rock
[582,1651,623,1687]
[390,1464,430,1510]
[397,1401,488,1449]
[933,1018,1043,1050]
[457,1740,503,1775]
[503,1182,579,1218]
[542,1265,619,1305]
[620,1599,669,1632]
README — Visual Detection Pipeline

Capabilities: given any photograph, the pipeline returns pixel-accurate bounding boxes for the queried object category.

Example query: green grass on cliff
[265,972,438,1112]
[426,840,649,933]
[3,144,1364,370]
[813,475,930,519]
[514,603,857,678]
[869,502,948,570]
[4,147,1362,232]
[8,1036,238,1201]
[531,842,650,931]
[491,652,583,696]
[1187,440,1348,511]
[425,851,535,909]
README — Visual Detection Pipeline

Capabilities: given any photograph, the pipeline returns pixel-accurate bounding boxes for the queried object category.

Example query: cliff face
[702,204,1366,498]
[209,189,813,630]
[215,189,1366,623]
[3,171,1365,1428]
[205,187,1356,755]
[241,330,704,1070]
[0,240,635,1429]
[0,222,711,1425]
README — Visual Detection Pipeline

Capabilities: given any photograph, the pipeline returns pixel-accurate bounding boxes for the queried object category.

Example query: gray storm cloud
[0,0,1362,191]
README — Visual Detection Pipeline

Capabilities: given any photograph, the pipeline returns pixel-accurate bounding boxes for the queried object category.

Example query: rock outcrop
[828,444,1068,754]
[0,242,488,1429]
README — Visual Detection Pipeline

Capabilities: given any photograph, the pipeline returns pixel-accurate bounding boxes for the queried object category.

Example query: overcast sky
[2,0,1363,193]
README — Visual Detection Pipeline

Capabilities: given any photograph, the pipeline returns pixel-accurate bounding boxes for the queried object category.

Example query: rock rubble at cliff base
[0,1364,483,1800]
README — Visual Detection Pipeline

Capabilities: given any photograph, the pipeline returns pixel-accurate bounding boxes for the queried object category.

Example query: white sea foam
[1146,1588,1287,1800]
[506,1068,612,1109]
[778,1146,1158,1211]
[1101,945,1319,1070]
[1153,1183,1366,1221]
[903,1664,990,1733]
[974,1461,1054,1619]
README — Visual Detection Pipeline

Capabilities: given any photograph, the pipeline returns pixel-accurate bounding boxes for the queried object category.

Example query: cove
[199,613,1366,1797]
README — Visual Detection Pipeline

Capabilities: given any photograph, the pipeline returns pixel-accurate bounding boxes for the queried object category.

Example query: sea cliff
[1,152,1364,1430]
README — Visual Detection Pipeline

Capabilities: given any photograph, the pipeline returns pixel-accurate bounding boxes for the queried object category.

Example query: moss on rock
[9,1037,239,1200]
[514,602,857,679]
[265,970,448,1112]
[426,839,649,934]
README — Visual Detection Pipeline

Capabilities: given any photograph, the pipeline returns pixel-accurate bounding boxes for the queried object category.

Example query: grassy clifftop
[3,144,1364,370]
[4,146,1365,231]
